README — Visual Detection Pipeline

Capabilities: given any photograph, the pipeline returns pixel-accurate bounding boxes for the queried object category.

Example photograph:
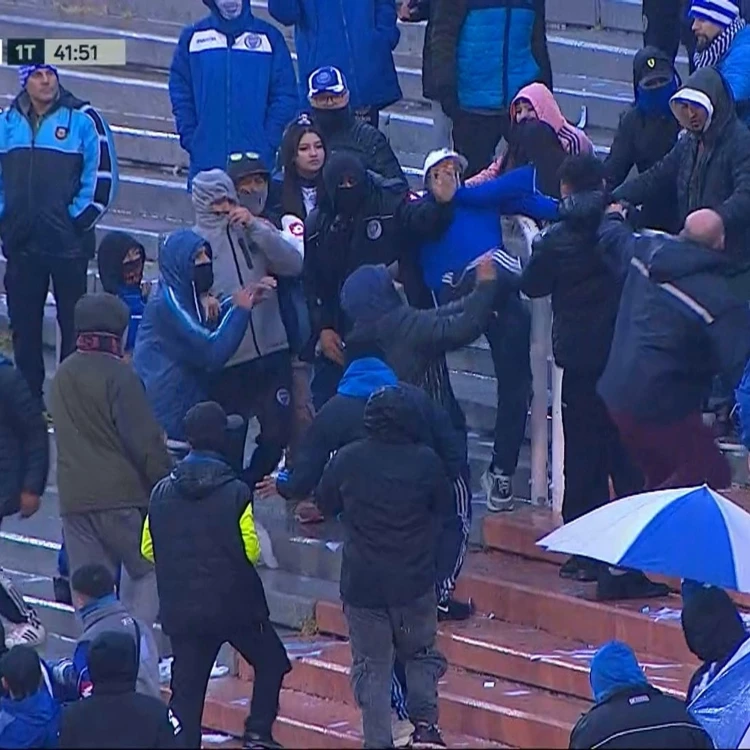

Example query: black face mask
[193,263,214,296]
[314,107,350,134]
[334,183,366,216]
[121,259,144,287]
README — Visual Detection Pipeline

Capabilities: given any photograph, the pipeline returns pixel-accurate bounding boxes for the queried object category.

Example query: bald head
[681,209,725,251]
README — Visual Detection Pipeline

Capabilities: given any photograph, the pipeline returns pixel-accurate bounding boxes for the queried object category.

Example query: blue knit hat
[18,64,58,90]
[689,0,740,28]
[590,641,649,704]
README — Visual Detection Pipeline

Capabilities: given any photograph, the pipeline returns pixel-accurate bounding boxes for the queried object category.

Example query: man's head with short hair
[558,154,606,199]
[681,208,726,251]
[0,646,42,700]
[70,564,116,611]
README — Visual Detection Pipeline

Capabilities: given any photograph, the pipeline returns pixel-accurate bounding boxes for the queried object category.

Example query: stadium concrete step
[194,676,504,749]
[243,640,589,748]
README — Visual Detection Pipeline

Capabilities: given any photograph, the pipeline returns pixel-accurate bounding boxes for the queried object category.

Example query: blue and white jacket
[169,0,298,181]
[716,25,750,127]
[133,229,250,441]
[0,88,117,259]
[268,0,402,110]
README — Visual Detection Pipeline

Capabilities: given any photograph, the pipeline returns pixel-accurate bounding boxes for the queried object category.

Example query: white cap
[422,149,468,184]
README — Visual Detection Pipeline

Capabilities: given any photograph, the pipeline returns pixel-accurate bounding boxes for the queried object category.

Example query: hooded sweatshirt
[58,631,182,749]
[469,83,593,186]
[96,231,148,352]
[50,294,172,515]
[682,585,749,702]
[589,641,649,704]
[0,684,59,749]
[317,385,455,608]
[133,229,250,441]
[191,169,303,368]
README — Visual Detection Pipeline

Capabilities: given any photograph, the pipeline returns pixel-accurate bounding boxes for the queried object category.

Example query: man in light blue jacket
[269,0,402,125]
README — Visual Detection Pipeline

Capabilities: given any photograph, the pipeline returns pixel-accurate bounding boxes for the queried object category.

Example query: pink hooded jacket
[468,83,594,185]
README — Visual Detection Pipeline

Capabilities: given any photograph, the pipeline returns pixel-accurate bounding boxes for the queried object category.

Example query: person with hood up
[58,632,182,749]
[268,0,402,125]
[142,402,292,750]
[682,584,749,703]
[49,294,172,630]
[597,207,750,497]
[304,150,457,409]
[521,154,643,583]
[133,229,272,449]
[306,66,407,190]
[416,151,558,512]
[605,47,682,233]
[0,353,48,648]
[317,386,451,749]
[51,564,160,701]
[168,0,297,183]
[401,0,552,177]
[96,231,150,353]
[0,64,118,403]
[0,646,59,749]
[192,166,303,487]
[689,0,750,126]
[569,640,713,749]
[613,66,750,263]
[468,82,594,191]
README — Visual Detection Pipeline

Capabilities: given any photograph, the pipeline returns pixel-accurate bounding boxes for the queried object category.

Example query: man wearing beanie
[142,401,291,749]
[689,0,750,124]
[569,641,713,748]
[0,64,118,403]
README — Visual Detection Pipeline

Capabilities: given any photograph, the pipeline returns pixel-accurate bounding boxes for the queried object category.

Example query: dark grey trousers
[344,590,447,749]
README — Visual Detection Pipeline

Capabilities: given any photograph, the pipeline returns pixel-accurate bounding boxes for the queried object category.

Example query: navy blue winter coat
[268,0,402,111]
[133,230,249,441]
[169,0,298,181]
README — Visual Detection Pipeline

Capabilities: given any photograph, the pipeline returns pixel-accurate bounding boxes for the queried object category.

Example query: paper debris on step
[202,735,232,745]
[483,681,495,688]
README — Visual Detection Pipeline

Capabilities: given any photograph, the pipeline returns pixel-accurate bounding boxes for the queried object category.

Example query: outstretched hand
[255,475,279,500]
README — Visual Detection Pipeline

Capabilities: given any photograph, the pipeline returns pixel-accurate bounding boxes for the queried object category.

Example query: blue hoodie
[133,230,250,441]
[0,685,59,749]
[418,166,559,292]
[590,641,650,704]
[169,0,298,181]
[337,357,399,398]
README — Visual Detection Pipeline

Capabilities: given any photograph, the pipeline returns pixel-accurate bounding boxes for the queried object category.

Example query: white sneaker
[481,467,515,512]
[392,718,414,748]
[5,621,46,649]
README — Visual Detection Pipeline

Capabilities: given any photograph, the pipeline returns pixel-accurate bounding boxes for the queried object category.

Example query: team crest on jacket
[55,126,68,140]
[276,388,291,407]
[243,33,262,50]
[366,219,383,241]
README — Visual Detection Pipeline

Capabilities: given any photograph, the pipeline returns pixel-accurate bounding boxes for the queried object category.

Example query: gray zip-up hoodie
[192,169,303,368]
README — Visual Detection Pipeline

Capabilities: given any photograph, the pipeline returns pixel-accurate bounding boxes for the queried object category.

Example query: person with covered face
[614,66,750,264]
[304,150,458,409]
[468,82,594,195]
[133,230,271,450]
[307,66,408,191]
[689,0,750,125]
[192,165,303,488]
[604,47,682,234]
[168,0,297,183]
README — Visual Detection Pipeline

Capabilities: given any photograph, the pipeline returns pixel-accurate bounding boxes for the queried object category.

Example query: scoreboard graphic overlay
[1,38,127,66]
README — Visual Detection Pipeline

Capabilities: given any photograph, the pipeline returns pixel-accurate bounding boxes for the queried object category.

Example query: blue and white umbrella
[537,485,750,593]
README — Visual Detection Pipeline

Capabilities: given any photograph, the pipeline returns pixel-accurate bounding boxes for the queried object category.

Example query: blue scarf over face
[636,77,680,118]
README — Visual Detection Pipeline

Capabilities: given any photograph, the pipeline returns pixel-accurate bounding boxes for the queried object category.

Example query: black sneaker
[559,556,599,582]
[596,569,670,602]
[411,723,446,749]
[53,576,72,606]
[242,732,283,749]
[437,597,474,622]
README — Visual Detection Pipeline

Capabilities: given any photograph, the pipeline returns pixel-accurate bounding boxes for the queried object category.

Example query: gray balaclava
[192,169,238,231]
[214,0,242,19]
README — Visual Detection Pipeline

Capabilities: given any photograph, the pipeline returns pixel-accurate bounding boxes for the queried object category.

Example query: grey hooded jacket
[192,169,303,367]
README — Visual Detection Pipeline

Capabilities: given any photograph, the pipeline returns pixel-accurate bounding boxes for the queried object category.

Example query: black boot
[597,568,670,602]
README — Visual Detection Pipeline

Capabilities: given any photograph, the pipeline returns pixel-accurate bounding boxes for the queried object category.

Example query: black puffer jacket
[569,685,713,749]
[148,452,270,636]
[0,356,49,518]
[311,108,407,190]
[614,67,750,261]
[596,216,750,423]
[304,164,454,338]
[605,47,681,233]
[317,386,455,608]
[521,192,622,374]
